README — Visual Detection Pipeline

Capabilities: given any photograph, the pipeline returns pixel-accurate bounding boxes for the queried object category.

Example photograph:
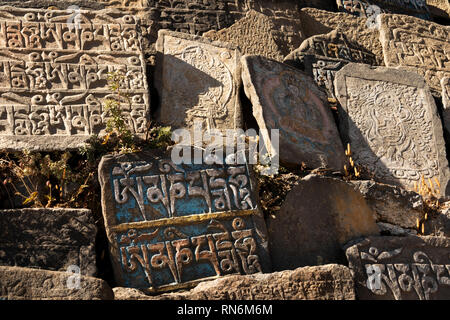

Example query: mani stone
[334,63,450,197]
[266,174,379,271]
[155,30,242,134]
[350,180,424,229]
[378,13,450,96]
[299,7,385,66]
[345,235,450,300]
[0,266,113,300]
[98,150,271,293]
[284,30,380,99]
[114,264,356,300]
[0,7,149,151]
[0,208,97,276]
[426,0,450,19]
[241,55,346,170]
[203,10,286,62]
[336,0,431,20]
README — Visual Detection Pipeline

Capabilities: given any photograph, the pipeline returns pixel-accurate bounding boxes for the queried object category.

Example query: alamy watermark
[366,264,382,291]
[365,4,382,29]
[66,265,81,289]
[66,5,82,31]
[171,120,280,175]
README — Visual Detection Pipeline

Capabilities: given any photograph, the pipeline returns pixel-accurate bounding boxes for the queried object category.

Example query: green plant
[103,70,138,154]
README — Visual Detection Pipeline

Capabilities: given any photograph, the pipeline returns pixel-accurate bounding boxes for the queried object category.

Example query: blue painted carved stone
[98,150,271,292]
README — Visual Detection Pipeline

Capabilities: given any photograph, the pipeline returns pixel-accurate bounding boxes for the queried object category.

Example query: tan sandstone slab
[155,30,242,135]
[378,13,450,96]
[0,7,149,151]
[427,0,450,19]
[241,55,346,170]
[114,264,356,300]
[334,63,450,197]
[0,266,113,300]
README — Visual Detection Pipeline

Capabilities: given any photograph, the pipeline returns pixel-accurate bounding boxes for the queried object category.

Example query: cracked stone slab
[98,150,271,293]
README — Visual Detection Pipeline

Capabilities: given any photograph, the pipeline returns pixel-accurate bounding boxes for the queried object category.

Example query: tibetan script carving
[336,0,431,20]
[334,63,450,196]
[345,236,450,300]
[98,150,271,291]
[284,30,380,99]
[379,13,450,96]
[155,30,242,133]
[0,8,149,150]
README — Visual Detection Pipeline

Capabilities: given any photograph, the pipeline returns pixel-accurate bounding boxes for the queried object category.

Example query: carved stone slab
[345,236,450,300]
[241,55,346,170]
[379,13,450,97]
[0,7,149,151]
[300,8,385,65]
[0,266,113,300]
[203,10,286,62]
[284,30,380,99]
[336,0,431,20]
[155,30,242,134]
[98,150,271,292]
[114,264,356,300]
[334,63,450,197]
[267,174,379,271]
[0,208,97,276]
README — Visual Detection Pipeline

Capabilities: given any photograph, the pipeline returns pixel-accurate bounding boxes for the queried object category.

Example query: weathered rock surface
[334,63,450,197]
[267,174,379,271]
[155,30,242,134]
[241,55,346,170]
[0,208,97,276]
[424,205,450,237]
[203,10,288,62]
[284,30,380,99]
[345,235,450,300]
[336,0,431,20]
[0,266,113,300]
[0,7,149,151]
[114,264,356,300]
[426,0,450,19]
[299,7,384,66]
[378,13,450,96]
[351,180,424,229]
[98,150,271,292]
